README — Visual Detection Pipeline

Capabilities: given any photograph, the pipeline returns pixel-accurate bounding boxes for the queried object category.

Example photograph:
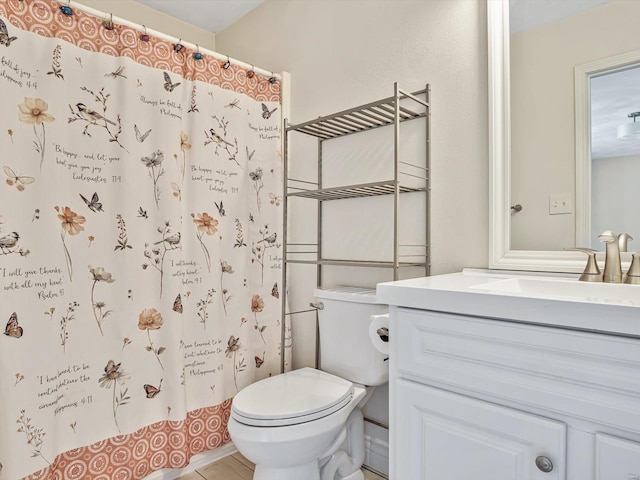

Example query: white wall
[591,153,640,249]
[78,0,216,50]
[510,0,640,251]
[216,0,489,443]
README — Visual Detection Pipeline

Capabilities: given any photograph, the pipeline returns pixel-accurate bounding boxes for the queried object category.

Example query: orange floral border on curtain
[0,0,281,103]
[22,401,232,480]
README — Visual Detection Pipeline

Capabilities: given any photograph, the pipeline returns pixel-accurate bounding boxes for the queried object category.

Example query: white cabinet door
[595,433,640,480]
[395,379,566,480]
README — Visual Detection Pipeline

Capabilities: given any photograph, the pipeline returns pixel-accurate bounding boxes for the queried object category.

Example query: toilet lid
[231,368,354,427]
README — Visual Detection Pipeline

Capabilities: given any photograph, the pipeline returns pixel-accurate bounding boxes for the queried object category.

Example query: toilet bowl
[228,368,369,480]
[228,287,388,480]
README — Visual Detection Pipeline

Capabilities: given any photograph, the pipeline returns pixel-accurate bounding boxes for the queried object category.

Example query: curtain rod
[68,0,280,80]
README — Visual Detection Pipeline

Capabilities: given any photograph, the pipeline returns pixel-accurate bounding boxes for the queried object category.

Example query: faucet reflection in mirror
[571,231,640,284]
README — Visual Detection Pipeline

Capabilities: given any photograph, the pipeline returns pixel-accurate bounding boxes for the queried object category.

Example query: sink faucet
[598,230,626,283]
[618,233,633,252]
[626,253,640,285]
[564,247,601,282]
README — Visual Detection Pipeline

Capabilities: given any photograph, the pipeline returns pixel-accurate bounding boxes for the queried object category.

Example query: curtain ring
[269,72,276,84]
[60,0,73,16]
[140,25,150,42]
[247,65,256,79]
[173,39,184,52]
[103,13,115,30]
[193,45,203,60]
[222,56,231,70]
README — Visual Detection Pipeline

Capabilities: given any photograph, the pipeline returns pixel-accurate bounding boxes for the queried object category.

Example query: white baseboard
[364,422,389,477]
[142,442,238,480]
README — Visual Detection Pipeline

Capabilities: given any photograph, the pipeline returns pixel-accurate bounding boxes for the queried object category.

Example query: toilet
[228,286,388,480]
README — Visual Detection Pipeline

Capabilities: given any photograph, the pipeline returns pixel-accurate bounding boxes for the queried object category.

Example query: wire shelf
[286,89,429,139]
[287,180,425,201]
[284,258,428,268]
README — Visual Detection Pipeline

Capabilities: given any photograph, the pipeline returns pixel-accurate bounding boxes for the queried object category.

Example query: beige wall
[78,0,216,50]
[217,0,489,428]
[510,0,640,251]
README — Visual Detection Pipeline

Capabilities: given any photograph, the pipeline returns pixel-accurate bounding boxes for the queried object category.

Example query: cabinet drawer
[596,433,640,480]
[395,379,566,479]
[393,308,640,434]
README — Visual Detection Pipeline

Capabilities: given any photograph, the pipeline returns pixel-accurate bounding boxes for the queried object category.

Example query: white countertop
[376,269,640,338]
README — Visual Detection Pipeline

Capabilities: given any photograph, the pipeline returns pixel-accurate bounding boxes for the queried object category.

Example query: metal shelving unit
[280,83,430,372]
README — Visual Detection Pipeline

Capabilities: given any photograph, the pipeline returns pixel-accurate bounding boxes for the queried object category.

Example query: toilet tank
[314,286,388,386]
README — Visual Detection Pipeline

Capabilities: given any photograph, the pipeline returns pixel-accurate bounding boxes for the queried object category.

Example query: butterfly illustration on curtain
[134,124,151,142]
[268,193,282,206]
[3,166,35,191]
[255,353,265,368]
[215,201,226,217]
[143,379,163,398]
[0,19,17,47]
[271,282,279,299]
[172,294,183,314]
[226,336,240,355]
[4,312,23,338]
[261,103,278,119]
[80,192,103,212]
[163,72,181,92]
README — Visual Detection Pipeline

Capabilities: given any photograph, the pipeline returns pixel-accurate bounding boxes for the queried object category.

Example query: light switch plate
[549,193,572,215]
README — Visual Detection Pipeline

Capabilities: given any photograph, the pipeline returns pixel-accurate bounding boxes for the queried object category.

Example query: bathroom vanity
[377,270,640,480]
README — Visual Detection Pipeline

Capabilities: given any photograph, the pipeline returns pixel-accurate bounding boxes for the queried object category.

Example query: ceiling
[509,0,612,35]
[135,0,265,33]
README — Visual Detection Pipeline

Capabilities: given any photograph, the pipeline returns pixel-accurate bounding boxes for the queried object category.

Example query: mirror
[489,0,640,272]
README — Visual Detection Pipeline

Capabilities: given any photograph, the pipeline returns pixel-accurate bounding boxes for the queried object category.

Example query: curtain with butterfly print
[0,2,287,479]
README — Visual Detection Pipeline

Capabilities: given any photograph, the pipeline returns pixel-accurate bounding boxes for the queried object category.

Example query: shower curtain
[0,1,285,479]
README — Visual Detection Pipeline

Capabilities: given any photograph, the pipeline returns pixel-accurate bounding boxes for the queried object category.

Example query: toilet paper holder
[376,327,389,343]
[369,314,390,358]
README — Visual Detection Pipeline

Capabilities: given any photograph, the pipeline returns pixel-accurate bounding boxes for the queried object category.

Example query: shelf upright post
[393,82,401,281]
[316,129,323,370]
[425,84,431,277]
[281,118,290,374]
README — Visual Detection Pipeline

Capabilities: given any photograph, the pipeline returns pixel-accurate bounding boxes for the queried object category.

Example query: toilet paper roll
[369,314,390,355]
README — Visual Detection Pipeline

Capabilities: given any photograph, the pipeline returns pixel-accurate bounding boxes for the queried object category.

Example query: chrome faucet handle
[625,253,640,285]
[618,233,633,253]
[564,248,602,282]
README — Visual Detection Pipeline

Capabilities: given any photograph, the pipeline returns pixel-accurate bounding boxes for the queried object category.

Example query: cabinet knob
[535,456,553,473]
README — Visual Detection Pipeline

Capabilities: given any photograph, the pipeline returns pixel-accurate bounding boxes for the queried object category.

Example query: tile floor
[177,453,387,480]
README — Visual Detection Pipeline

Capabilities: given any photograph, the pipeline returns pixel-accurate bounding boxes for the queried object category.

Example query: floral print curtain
[0,1,285,479]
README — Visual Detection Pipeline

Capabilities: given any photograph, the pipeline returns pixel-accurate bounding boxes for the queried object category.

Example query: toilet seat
[231,368,354,427]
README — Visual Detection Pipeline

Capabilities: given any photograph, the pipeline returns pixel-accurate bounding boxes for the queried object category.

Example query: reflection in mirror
[507,0,640,254]
[591,65,640,249]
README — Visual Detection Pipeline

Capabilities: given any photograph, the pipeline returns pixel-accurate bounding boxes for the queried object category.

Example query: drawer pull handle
[535,456,553,473]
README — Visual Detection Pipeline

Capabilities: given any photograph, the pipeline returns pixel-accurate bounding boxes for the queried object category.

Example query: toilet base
[253,461,321,480]
[338,469,365,480]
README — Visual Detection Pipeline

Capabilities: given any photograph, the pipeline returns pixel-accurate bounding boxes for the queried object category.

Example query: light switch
[549,193,572,215]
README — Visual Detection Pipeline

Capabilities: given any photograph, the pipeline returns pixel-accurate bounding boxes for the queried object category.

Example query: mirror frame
[489,0,593,273]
